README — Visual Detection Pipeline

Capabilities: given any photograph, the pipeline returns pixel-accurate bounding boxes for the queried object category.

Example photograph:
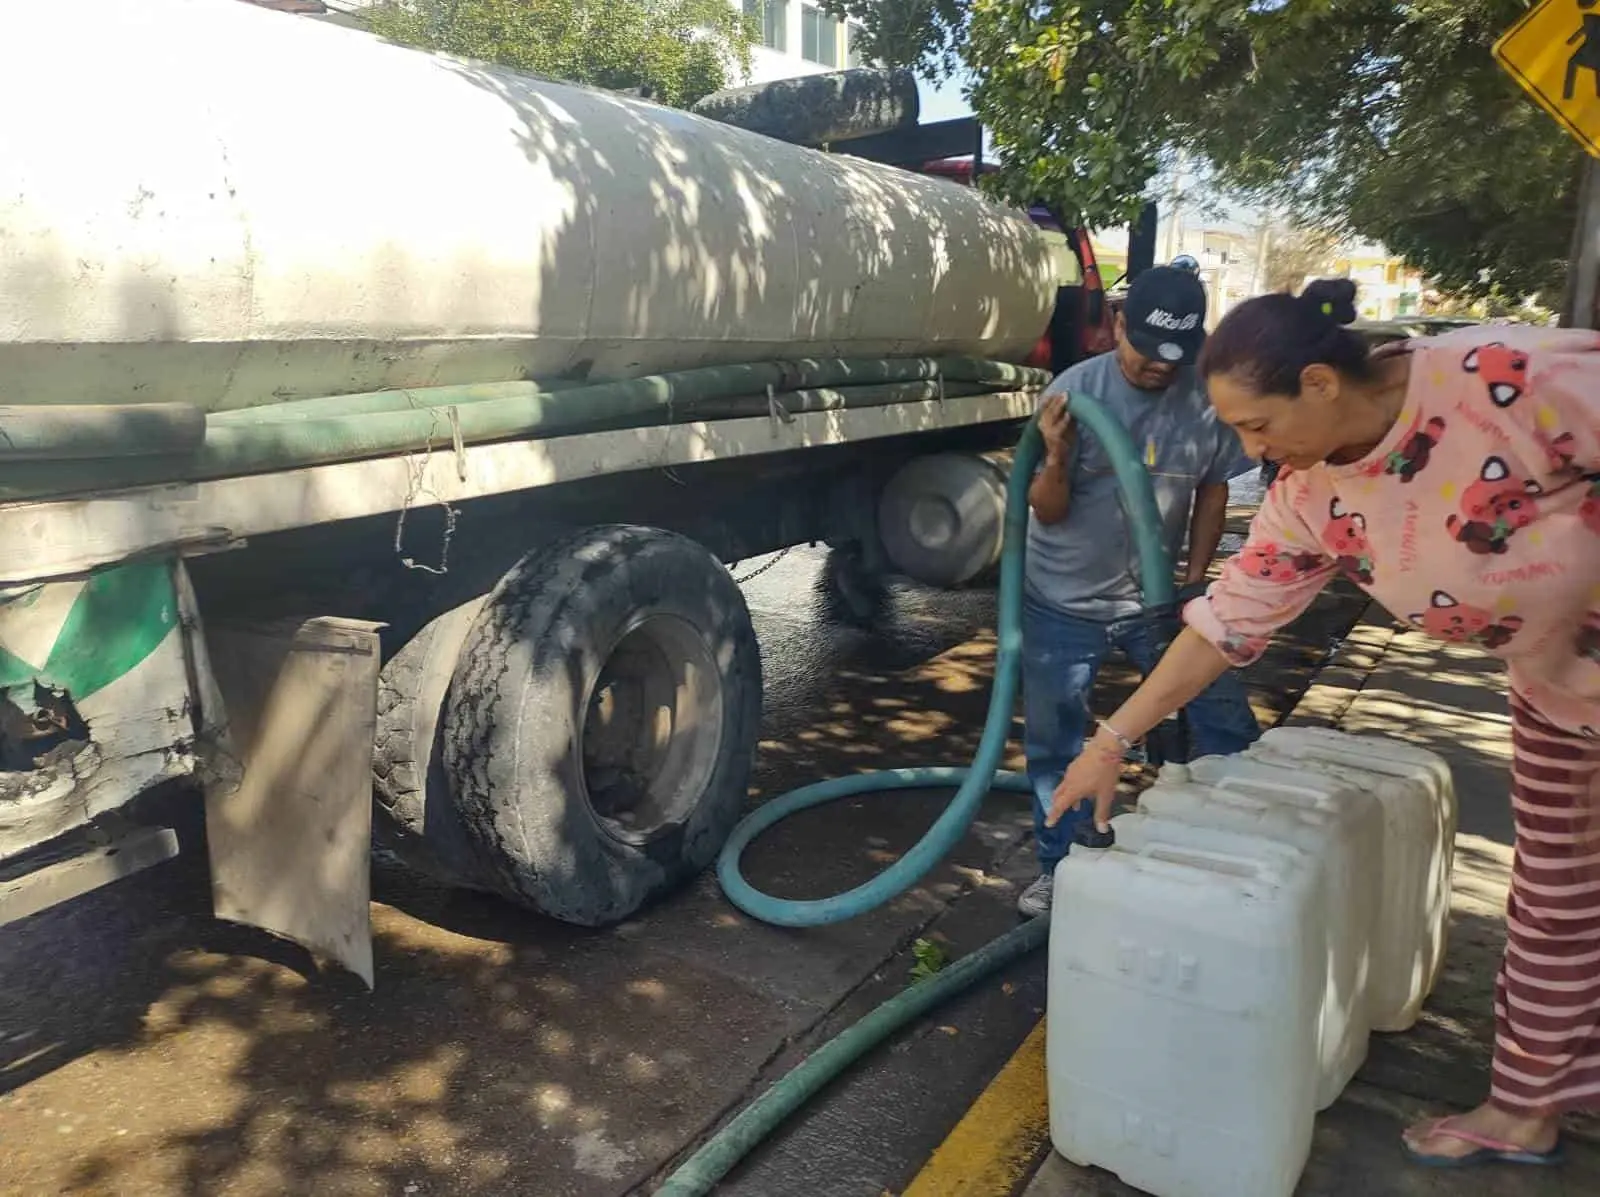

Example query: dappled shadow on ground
[1328,628,1600,1145]
[12,836,987,1197]
[0,544,1372,1196]
[0,858,804,1196]
[1027,619,1600,1197]
[0,559,1025,1197]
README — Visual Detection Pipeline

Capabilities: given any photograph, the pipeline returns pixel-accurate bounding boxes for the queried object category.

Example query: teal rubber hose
[665,394,1172,1195]
[654,917,1048,1197]
[716,393,1173,926]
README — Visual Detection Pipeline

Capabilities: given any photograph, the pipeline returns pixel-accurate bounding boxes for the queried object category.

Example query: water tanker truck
[0,0,1066,982]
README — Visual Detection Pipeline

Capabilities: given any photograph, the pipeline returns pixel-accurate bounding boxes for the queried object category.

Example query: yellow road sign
[1495,0,1600,157]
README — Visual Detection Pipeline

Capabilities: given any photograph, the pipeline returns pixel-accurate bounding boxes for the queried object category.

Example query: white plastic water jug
[1139,774,1376,1110]
[1248,726,1456,1031]
[1110,811,1314,878]
[1261,724,1455,797]
[1049,830,1321,1197]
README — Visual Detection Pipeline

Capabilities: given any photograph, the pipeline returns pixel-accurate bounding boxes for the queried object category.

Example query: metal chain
[730,547,792,584]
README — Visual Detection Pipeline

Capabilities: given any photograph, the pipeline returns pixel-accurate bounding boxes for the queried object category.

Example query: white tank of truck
[0,0,1054,414]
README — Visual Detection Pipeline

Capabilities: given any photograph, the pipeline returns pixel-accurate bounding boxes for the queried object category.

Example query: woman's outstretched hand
[1046,730,1125,831]
[1044,631,1235,834]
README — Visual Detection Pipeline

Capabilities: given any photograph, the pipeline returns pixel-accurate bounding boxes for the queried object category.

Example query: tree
[1263,225,1340,296]
[829,0,1579,303]
[1182,1,1577,303]
[820,0,968,79]
[824,1,1251,230]
[364,0,752,109]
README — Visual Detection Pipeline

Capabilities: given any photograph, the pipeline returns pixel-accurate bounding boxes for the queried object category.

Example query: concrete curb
[905,600,1495,1197]
[899,1022,1050,1197]
[1278,602,1399,730]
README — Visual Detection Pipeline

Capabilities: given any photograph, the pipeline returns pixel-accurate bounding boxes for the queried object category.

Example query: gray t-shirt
[1025,351,1254,621]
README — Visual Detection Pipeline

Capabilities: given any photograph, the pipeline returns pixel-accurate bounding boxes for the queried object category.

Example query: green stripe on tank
[42,559,177,700]
[0,562,179,702]
[0,642,40,691]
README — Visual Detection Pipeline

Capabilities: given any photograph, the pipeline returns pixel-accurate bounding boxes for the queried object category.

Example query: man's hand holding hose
[1044,626,1238,832]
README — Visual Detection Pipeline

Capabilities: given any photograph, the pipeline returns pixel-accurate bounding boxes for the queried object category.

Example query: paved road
[0,548,1024,1197]
[0,477,1369,1197]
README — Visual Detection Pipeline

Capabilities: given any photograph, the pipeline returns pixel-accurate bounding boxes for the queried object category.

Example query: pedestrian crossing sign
[1495,0,1600,157]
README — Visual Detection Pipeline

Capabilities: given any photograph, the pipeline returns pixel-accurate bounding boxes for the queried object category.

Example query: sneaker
[1017,873,1053,919]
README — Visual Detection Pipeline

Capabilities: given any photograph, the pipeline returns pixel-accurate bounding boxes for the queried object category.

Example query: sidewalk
[911,604,1600,1196]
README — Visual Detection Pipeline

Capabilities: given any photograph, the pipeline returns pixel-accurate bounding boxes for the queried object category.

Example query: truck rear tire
[817,542,891,629]
[443,525,762,926]
[372,598,492,889]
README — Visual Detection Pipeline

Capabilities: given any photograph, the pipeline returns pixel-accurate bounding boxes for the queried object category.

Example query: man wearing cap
[1015,265,1260,918]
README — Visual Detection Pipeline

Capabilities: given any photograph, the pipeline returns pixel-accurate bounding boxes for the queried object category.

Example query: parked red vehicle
[918,156,1117,374]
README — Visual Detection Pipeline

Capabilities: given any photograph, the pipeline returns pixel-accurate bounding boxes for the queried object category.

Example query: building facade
[1090,219,1424,328]
[739,0,864,84]
[306,1,865,90]
[1327,242,1425,321]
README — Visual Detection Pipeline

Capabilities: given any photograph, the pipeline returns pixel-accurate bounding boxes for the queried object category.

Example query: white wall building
[316,0,864,88]
[738,0,865,84]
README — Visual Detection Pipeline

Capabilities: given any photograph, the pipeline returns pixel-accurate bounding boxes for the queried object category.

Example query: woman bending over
[1049,280,1600,1168]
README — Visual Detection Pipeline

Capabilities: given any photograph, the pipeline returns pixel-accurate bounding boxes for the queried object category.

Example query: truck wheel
[372,598,492,888]
[443,525,762,926]
[817,542,890,629]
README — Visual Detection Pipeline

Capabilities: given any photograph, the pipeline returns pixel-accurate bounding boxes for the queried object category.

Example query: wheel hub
[580,614,724,844]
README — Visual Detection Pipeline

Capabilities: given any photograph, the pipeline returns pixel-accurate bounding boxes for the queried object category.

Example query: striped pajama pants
[1491,693,1600,1117]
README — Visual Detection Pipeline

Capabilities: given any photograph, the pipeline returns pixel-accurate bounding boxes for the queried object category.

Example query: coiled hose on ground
[656,396,1173,1195]
[8,357,1168,1193]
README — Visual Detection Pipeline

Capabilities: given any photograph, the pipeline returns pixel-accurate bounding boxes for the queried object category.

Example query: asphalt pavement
[0,478,1374,1197]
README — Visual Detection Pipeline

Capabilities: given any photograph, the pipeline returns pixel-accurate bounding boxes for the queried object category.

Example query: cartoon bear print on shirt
[1582,476,1600,537]
[1547,431,1578,474]
[1236,542,1324,583]
[1323,497,1375,584]
[1462,343,1530,407]
[1384,415,1445,483]
[1445,456,1542,555]
[1410,591,1524,649]
[1579,611,1600,664]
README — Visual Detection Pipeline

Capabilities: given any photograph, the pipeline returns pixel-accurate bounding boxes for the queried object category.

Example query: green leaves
[364,0,752,109]
[830,0,1576,302]
[959,1,1249,228]
[1181,0,1579,300]
[819,0,972,79]
[909,937,951,983]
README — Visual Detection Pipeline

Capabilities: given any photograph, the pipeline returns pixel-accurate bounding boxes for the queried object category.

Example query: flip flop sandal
[1402,1116,1565,1169]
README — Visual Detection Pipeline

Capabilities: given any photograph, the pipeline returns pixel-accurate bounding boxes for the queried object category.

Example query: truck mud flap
[202,617,383,987]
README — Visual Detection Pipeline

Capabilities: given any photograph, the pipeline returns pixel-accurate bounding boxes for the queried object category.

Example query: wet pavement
[0,472,1374,1197]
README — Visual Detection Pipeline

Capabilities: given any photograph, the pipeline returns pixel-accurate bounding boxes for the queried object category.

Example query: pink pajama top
[1184,326,1600,738]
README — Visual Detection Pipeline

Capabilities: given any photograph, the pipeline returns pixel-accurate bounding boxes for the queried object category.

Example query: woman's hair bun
[1297,278,1359,326]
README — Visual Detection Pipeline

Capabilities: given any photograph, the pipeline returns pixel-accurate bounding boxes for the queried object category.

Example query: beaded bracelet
[1096,720,1139,753]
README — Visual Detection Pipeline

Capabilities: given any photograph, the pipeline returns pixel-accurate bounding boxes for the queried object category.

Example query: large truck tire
[372,597,494,888]
[816,542,891,630]
[442,525,763,926]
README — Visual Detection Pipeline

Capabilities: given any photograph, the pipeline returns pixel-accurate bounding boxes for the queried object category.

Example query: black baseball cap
[1121,265,1208,365]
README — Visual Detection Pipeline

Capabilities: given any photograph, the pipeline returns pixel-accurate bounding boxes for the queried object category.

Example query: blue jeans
[1022,596,1260,873]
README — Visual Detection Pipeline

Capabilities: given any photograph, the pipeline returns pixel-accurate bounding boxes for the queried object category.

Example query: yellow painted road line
[901,1018,1050,1197]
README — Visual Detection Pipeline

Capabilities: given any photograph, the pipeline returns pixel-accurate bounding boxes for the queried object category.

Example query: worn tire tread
[371,601,491,886]
[443,525,762,926]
